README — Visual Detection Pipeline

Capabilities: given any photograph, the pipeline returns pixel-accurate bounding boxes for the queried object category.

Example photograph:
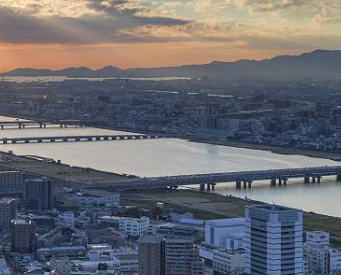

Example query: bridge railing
[94,166,341,190]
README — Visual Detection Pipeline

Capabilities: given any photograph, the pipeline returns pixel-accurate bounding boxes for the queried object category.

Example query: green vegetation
[0,151,125,183]
[135,189,341,241]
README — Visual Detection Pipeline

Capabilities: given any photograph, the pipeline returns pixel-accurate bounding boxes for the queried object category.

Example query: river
[0,121,340,217]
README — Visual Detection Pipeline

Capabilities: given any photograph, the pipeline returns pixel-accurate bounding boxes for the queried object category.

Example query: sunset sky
[1,0,341,70]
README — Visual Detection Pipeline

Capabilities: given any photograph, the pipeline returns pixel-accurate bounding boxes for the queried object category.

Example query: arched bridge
[93,166,341,191]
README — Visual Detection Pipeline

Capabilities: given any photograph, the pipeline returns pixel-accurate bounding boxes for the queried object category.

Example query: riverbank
[4,113,341,162]
[88,122,341,162]
[0,150,128,187]
[189,137,341,162]
[136,189,341,245]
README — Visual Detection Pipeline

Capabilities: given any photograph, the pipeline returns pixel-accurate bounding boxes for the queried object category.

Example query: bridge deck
[0,134,173,144]
[93,166,341,190]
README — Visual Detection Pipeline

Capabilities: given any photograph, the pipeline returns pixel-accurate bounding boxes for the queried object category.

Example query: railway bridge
[93,166,341,191]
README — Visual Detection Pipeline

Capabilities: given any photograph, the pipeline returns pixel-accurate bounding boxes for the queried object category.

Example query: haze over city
[2,1,341,275]
[1,0,341,69]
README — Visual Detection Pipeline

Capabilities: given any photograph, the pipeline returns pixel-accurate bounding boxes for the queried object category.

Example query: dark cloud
[0,2,190,44]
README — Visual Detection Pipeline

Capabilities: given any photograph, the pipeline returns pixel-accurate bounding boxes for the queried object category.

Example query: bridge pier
[283,178,288,186]
[312,177,316,184]
[271,178,276,187]
[248,181,252,189]
[200,184,205,192]
[243,181,247,189]
[304,176,310,184]
[211,183,216,191]
[317,176,322,184]
[207,183,211,190]
[337,174,341,182]
[236,181,241,189]
[278,179,283,186]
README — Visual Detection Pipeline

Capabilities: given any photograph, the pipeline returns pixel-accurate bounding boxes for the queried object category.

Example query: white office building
[213,249,245,275]
[205,218,245,248]
[74,190,120,209]
[118,217,150,237]
[245,204,303,275]
[305,231,341,275]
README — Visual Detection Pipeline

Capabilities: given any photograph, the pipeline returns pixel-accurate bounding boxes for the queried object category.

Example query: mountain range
[3,50,341,80]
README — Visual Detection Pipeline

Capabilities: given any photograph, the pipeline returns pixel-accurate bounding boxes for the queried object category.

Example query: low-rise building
[98,216,150,237]
[61,190,120,209]
[57,212,75,228]
[213,249,245,275]
[119,217,149,237]
[169,210,194,222]
[205,218,245,248]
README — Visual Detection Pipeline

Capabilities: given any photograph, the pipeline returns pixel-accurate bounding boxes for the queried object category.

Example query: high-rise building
[138,235,165,275]
[0,198,16,232]
[138,235,203,275]
[245,204,303,275]
[165,237,203,275]
[25,178,54,210]
[0,171,25,196]
[11,219,37,253]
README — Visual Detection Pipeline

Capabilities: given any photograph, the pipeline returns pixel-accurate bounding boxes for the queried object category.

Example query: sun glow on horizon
[0,0,341,69]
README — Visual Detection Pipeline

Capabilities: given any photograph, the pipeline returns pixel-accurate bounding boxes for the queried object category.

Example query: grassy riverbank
[0,150,126,185]
[134,189,341,243]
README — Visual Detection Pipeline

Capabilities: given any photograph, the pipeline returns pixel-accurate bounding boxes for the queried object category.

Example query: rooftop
[0,197,16,204]
[247,204,302,212]
[207,218,245,226]
[11,219,31,225]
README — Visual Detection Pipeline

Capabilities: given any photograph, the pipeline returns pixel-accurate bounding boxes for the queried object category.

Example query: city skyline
[1,0,341,69]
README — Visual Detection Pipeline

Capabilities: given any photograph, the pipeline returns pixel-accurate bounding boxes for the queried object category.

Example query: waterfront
[0,125,340,216]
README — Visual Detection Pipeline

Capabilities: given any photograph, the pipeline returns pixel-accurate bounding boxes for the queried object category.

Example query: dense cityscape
[1,0,341,274]
[0,70,341,275]
[1,75,341,153]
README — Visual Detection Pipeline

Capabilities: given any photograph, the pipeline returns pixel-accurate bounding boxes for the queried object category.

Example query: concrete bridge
[0,134,173,144]
[0,120,83,129]
[93,166,341,191]
[0,118,171,129]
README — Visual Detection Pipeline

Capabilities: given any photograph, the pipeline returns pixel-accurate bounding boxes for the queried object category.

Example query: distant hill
[3,50,341,80]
